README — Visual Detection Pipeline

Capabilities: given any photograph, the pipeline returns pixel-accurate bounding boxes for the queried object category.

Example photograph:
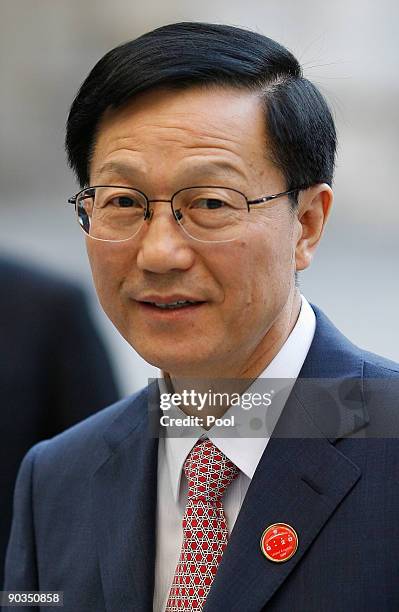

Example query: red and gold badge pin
[260,523,298,563]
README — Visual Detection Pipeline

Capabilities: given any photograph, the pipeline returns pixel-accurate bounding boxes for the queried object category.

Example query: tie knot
[183,439,239,502]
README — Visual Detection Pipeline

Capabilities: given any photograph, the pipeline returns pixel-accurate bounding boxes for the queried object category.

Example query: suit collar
[296,304,369,442]
[301,304,363,379]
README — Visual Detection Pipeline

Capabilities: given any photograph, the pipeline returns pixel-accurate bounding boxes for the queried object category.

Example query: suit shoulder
[362,350,399,377]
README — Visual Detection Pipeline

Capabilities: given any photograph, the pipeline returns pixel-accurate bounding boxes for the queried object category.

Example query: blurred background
[1,0,398,395]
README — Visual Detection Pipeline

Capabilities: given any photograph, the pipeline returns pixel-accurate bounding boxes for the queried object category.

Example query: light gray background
[1,0,398,395]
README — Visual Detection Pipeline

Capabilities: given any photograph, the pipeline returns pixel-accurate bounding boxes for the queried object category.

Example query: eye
[192,198,227,210]
[106,195,145,209]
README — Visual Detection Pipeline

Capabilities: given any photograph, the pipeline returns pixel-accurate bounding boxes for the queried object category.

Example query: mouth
[142,299,204,310]
[136,296,207,317]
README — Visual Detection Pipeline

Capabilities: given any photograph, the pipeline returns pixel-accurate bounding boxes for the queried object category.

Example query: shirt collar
[159,295,316,502]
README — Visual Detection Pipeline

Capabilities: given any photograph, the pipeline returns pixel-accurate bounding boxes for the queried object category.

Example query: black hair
[65,22,337,207]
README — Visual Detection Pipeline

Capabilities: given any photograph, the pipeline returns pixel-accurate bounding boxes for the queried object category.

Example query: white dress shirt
[153,295,316,612]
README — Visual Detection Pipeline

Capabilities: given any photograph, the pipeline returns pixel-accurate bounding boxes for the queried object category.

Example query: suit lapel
[204,305,369,611]
[91,387,159,612]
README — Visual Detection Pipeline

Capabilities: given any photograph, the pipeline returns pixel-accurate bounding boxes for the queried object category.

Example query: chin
[134,344,207,377]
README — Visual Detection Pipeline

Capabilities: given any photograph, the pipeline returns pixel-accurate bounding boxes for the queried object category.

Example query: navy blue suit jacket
[4,305,399,611]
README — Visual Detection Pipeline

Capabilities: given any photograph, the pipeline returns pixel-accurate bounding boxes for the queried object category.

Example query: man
[0,255,120,587]
[4,22,399,611]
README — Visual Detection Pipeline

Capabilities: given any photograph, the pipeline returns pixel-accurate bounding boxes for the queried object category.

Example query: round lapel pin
[260,523,298,562]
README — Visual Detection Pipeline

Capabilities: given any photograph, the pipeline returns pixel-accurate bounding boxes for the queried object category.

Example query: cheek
[220,239,267,319]
[235,224,295,308]
[86,241,130,309]
[218,239,253,288]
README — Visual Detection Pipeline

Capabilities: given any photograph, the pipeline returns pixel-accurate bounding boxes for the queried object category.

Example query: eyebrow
[95,159,247,184]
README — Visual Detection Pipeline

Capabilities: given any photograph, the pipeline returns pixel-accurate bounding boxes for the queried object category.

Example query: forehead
[90,86,277,186]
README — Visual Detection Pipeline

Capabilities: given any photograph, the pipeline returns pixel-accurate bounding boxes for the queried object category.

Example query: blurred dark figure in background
[0,255,120,586]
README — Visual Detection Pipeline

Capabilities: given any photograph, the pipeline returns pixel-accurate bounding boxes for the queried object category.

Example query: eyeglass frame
[67,184,304,241]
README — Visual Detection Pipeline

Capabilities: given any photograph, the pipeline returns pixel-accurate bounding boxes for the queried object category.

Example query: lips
[147,299,200,309]
[137,295,206,310]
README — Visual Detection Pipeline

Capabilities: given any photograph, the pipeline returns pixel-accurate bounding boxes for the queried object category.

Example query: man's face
[87,86,303,378]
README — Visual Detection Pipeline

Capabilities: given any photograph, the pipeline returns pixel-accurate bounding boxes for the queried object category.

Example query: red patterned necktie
[166,438,239,611]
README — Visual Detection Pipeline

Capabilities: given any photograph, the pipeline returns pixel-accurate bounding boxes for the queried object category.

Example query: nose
[136,201,195,273]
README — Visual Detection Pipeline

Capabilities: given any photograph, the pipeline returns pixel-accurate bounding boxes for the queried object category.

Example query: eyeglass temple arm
[247,188,300,206]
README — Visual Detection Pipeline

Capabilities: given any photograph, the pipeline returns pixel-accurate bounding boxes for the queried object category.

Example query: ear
[295,183,333,271]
